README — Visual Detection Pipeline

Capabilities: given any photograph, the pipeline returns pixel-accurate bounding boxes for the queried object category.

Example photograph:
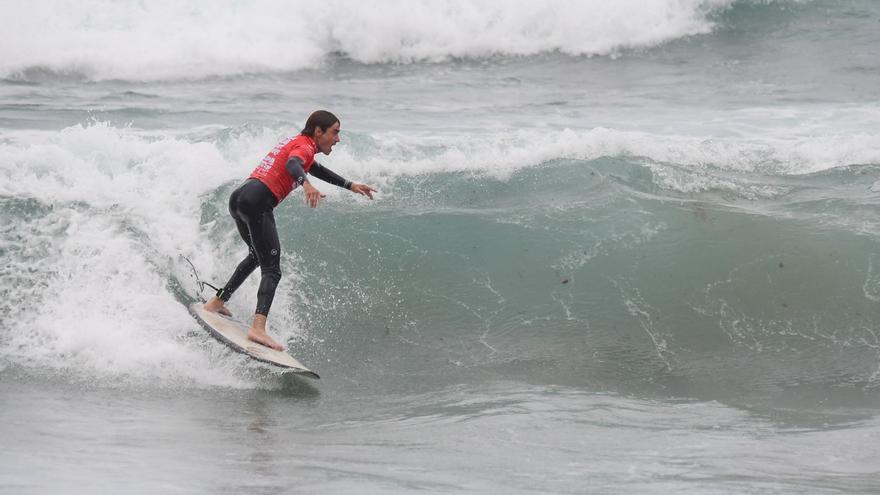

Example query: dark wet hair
[301,110,339,136]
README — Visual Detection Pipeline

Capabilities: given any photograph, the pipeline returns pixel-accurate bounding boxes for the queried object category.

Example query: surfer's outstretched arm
[310,161,377,199]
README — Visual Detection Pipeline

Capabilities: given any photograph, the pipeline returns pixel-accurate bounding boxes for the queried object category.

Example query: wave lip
[0,0,734,81]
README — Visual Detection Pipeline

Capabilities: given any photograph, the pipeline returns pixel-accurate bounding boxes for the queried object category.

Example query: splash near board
[188,303,319,379]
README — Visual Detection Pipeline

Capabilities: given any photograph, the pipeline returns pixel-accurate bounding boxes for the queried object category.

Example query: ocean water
[2,0,880,493]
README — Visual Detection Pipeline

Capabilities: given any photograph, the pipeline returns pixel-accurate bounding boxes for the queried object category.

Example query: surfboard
[188,303,319,379]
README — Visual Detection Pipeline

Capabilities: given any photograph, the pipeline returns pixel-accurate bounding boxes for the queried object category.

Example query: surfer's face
[314,121,340,155]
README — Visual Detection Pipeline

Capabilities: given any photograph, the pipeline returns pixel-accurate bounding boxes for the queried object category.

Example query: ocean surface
[2,1,879,493]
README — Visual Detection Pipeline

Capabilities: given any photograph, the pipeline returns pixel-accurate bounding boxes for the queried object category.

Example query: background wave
[0,0,772,81]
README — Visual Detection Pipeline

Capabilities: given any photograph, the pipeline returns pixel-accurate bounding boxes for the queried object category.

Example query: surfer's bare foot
[204,296,232,317]
[248,330,284,351]
[248,314,284,351]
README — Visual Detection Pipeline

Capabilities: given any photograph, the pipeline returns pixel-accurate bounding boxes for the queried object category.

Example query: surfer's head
[302,110,340,155]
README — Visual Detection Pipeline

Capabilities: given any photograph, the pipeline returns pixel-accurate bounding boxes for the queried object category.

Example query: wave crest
[0,0,737,81]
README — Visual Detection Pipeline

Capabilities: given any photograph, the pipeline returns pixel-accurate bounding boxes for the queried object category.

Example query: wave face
[1,0,741,81]
[1,123,878,401]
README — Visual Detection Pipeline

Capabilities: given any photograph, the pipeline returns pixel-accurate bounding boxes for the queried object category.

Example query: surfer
[203,110,377,350]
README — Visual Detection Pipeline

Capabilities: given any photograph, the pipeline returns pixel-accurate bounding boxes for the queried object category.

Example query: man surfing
[203,110,377,350]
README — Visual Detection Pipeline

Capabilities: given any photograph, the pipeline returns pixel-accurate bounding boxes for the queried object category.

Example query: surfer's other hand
[303,182,325,208]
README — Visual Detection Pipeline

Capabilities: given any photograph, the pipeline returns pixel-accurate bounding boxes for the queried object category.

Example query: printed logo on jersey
[253,136,295,175]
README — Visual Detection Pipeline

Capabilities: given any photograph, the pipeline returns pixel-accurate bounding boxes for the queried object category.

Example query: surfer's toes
[218,307,233,317]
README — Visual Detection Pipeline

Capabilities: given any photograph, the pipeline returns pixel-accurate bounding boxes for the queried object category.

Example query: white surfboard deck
[188,303,319,379]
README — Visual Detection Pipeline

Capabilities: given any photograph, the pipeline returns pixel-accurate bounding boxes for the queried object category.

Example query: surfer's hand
[303,182,325,208]
[350,183,377,200]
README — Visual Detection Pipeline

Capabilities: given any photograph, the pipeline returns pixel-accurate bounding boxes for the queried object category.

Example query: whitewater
[1,0,879,493]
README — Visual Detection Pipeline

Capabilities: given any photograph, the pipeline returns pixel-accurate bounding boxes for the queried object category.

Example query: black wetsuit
[215,158,350,316]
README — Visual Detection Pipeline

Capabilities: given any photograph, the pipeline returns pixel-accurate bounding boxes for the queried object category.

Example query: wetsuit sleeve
[285,155,308,187]
[309,161,352,190]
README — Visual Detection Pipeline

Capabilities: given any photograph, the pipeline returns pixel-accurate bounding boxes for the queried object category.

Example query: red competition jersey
[249,134,317,202]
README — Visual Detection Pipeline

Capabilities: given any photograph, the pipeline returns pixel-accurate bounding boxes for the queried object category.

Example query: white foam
[0,0,737,81]
[4,117,875,202]
[329,125,880,192]
[0,123,299,387]
[0,208,258,388]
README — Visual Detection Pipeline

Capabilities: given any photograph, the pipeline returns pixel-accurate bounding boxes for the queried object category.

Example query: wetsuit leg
[216,216,260,302]
[250,209,281,316]
[215,179,281,316]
